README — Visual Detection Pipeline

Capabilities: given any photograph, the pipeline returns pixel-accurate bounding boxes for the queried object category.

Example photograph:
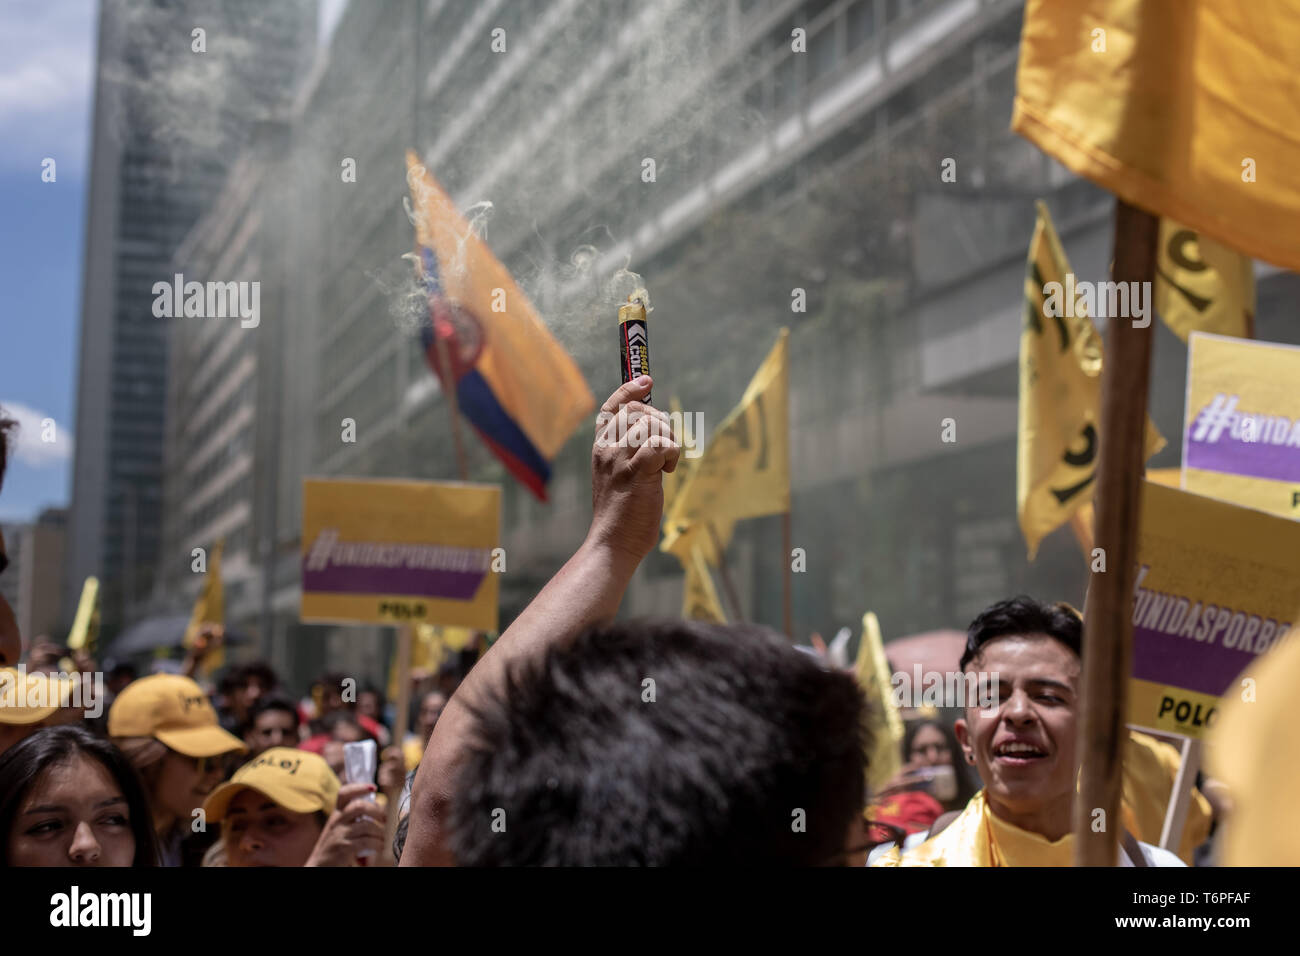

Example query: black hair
[321,709,373,740]
[0,411,15,493]
[244,694,300,732]
[959,596,1083,671]
[450,618,867,866]
[107,662,138,681]
[0,725,159,866]
[220,660,279,695]
[901,718,979,811]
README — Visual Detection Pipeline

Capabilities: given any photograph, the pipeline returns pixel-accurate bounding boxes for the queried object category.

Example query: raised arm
[401,375,678,865]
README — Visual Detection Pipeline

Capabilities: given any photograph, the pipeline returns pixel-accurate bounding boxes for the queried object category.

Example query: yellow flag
[1012,0,1300,273]
[855,612,903,792]
[182,539,224,676]
[661,330,790,556]
[681,545,727,623]
[1018,201,1165,557]
[1155,221,1255,342]
[66,577,100,653]
[663,396,689,513]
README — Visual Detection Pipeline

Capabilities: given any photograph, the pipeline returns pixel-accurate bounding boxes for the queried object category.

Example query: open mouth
[992,740,1048,765]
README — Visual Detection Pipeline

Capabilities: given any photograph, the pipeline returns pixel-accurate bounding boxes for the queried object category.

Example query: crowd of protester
[0,380,1282,866]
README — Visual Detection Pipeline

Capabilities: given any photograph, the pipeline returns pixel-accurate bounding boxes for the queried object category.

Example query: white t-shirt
[866,833,1188,866]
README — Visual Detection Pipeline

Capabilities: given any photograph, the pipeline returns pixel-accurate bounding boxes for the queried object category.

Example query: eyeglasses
[169,749,220,775]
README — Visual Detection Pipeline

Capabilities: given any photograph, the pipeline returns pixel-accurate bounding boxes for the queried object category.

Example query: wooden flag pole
[1074,200,1160,866]
[707,522,745,623]
[384,624,415,864]
[782,510,793,639]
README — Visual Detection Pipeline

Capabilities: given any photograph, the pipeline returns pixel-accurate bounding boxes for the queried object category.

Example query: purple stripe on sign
[303,564,487,601]
[1132,625,1255,697]
[1185,434,1300,483]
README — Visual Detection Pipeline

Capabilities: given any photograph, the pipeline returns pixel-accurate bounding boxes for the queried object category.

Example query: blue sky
[0,0,347,523]
[0,0,95,523]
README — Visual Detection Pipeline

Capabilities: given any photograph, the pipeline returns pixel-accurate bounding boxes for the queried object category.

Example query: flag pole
[1074,199,1159,866]
[385,623,415,863]
[706,522,745,623]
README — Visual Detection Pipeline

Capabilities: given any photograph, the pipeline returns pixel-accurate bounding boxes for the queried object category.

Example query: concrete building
[67,0,316,642]
[2,509,68,644]
[159,0,1299,690]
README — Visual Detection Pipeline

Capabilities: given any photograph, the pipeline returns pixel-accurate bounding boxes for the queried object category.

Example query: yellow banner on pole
[301,479,500,630]
[661,330,790,556]
[1155,221,1254,343]
[1018,201,1164,557]
[856,611,903,792]
[66,577,100,653]
[183,539,224,675]
[682,545,727,623]
[1012,0,1300,272]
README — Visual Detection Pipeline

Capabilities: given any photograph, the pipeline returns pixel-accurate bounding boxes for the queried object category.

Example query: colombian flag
[406,152,594,500]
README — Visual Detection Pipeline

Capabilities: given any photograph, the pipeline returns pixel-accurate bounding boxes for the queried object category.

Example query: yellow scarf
[872,790,1075,867]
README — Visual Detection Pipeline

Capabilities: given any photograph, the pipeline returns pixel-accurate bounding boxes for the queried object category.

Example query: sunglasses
[169,749,221,775]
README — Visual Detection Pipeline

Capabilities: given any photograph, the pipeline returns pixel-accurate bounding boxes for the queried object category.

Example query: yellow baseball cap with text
[107,673,245,757]
[203,747,341,822]
[0,668,74,725]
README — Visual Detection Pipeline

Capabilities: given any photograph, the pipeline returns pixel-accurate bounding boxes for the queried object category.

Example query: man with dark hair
[875,596,1182,866]
[243,695,302,759]
[218,660,279,735]
[450,619,865,865]
[0,411,21,666]
[402,376,868,866]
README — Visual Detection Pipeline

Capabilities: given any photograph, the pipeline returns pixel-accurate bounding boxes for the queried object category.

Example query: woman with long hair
[108,673,246,866]
[0,725,158,866]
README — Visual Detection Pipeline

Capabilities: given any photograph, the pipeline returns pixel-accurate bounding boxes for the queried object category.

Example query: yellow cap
[203,747,341,822]
[107,673,245,757]
[0,668,74,725]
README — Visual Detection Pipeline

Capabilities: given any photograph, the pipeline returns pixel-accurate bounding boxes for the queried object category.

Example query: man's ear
[953,716,975,766]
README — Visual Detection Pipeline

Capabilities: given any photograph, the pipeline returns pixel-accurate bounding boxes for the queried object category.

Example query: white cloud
[0,0,95,174]
[1,401,73,467]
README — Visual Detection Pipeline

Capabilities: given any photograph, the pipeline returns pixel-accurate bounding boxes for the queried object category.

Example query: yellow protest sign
[1129,481,1300,739]
[1183,333,1300,521]
[301,479,500,630]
